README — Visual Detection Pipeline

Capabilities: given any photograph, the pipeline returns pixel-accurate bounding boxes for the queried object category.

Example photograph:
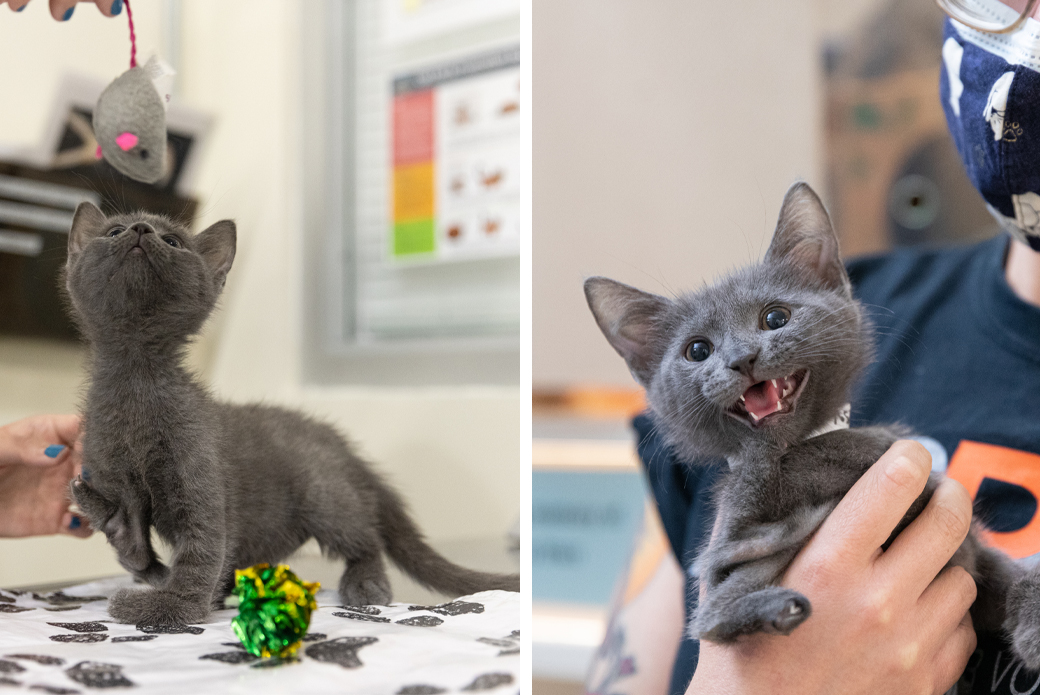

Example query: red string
[125,0,137,69]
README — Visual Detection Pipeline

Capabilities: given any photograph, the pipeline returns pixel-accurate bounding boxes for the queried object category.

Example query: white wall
[532,0,884,388]
[0,0,521,587]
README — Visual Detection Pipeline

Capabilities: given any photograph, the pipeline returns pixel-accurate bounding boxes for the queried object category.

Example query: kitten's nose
[728,351,759,376]
[129,222,154,237]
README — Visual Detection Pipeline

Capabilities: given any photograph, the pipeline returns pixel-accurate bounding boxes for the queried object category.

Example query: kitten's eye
[106,226,124,238]
[163,235,181,248]
[684,339,713,362]
[763,307,791,330]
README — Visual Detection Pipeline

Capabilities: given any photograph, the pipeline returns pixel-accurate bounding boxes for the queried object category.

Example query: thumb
[16,444,71,468]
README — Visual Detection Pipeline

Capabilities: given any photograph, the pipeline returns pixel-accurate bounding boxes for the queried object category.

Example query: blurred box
[532,434,646,683]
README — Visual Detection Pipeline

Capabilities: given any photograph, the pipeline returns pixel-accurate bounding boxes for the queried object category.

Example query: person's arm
[688,440,976,695]
[585,500,685,695]
[0,414,92,538]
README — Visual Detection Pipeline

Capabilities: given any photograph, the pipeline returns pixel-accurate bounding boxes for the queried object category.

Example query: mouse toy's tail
[374,480,520,596]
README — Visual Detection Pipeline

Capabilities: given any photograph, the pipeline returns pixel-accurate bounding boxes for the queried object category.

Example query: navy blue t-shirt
[637,235,1040,695]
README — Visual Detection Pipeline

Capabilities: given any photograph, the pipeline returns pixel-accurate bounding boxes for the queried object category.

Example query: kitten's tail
[374,481,520,596]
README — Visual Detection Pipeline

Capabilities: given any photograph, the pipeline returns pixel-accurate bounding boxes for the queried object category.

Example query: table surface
[0,575,521,695]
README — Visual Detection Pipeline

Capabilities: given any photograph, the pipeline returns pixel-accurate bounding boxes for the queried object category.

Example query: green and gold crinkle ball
[231,563,320,658]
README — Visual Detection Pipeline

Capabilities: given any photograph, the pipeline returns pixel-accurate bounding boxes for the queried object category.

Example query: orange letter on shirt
[946,441,1040,560]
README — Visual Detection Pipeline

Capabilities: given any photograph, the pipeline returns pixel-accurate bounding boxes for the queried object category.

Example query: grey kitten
[63,202,519,626]
[585,183,1040,661]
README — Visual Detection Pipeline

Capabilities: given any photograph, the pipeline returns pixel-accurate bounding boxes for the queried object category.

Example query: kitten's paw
[694,588,811,642]
[339,578,392,607]
[763,595,811,635]
[108,587,209,626]
[1011,624,1040,671]
[69,477,115,523]
[1005,575,1040,668]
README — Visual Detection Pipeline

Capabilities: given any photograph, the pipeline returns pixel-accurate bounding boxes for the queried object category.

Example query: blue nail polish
[82,468,91,482]
[69,515,82,530]
[16,4,26,11]
[110,0,122,15]
[62,6,73,20]
[44,445,66,458]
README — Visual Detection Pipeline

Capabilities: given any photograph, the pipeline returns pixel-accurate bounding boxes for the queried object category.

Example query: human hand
[0,414,92,538]
[688,440,977,695]
[2,0,123,21]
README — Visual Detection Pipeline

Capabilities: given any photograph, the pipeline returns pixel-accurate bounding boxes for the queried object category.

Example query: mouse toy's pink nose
[115,132,139,151]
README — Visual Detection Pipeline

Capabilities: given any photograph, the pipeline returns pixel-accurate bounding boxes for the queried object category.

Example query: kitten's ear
[68,202,106,256]
[766,182,850,294]
[195,220,237,288]
[584,277,671,387]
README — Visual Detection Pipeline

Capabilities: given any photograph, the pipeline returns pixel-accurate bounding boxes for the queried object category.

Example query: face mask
[941,0,1040,251]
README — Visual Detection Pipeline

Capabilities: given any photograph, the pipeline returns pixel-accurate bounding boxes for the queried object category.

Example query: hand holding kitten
[688,441,977,695]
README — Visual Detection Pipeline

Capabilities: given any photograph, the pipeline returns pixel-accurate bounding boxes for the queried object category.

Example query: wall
[0,0,521,587]
[532,0,886,388]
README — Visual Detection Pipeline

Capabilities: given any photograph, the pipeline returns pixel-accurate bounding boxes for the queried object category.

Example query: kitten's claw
[768,596,811,635]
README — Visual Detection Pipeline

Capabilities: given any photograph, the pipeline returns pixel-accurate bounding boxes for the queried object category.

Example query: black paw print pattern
[65,661,134,688]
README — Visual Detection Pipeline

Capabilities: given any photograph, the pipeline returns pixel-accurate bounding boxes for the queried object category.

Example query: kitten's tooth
[771,379,779,390]
[776,400,782,411]
[749,412,760,422]
[739,395,745,403]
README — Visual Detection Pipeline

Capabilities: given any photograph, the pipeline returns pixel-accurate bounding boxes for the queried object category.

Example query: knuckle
[931,489,972,540]
[891,439,932,468]
[858,587,897,628]
[881,452,927,492]
[964,622,979,654]
[948,566,978,604]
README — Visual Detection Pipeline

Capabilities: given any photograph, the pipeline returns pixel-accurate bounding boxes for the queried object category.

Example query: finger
[880,479,974,596]
[7,1,31,12]
[931,609,977,694]
[49,414,81,447]
[20,443,71,468]
[919,566,977,649]
[59,511,92,538]
[92,0,121,17]
[48,0,76,21]
[808,440,932,567]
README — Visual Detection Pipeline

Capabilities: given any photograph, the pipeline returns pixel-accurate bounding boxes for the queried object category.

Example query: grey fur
[63,203,519,626]
[585,182,1040,663]
[93,67,166,184]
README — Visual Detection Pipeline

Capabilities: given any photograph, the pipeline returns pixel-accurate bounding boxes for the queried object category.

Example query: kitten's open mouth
[728,370,808,427]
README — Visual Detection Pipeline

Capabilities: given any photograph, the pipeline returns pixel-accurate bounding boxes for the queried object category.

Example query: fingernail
[82,468,92,482]
[110,0,122,15]
[44,445,66,458]
[62,6,74,20]
[69,515,82,530]
[16,4,26,12]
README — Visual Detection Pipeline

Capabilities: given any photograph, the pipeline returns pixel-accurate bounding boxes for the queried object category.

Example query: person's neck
[1005,236,1040,309]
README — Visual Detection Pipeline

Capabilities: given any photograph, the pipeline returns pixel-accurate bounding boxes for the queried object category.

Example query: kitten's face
[643,264,867,458]
[586,182,870,459]
[64,203,236,343]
